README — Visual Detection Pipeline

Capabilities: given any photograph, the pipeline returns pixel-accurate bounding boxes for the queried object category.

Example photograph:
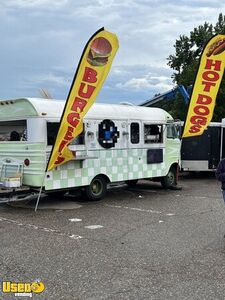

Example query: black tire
[125,179,138,187]
[84,176,107,200]
[161,166,177,189]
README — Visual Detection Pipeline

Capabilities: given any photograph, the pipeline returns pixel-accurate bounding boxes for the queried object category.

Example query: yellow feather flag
[46,28,119,171]
[183,34,225,138]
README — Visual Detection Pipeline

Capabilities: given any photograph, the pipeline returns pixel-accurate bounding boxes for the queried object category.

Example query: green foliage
[166,13,225,121]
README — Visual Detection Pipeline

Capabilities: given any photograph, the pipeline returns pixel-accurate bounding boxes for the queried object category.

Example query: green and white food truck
[0,98,181,202]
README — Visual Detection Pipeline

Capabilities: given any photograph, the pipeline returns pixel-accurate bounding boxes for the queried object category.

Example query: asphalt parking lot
[1,173,225,300]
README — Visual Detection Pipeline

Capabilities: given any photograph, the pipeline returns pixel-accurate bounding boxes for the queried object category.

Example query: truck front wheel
[83,176,107,200]
[161,166,177,189]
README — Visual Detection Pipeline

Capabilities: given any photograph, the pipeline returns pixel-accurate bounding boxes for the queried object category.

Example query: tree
[166,13,225,121]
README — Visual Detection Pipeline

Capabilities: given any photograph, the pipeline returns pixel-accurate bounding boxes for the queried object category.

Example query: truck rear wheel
[161,166,177,189]
[83,176,107,200]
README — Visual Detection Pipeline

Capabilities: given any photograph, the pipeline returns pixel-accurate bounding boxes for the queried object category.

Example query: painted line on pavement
[69,218,82,222]
[0,216,83,240]
[105,204,162,214]
[85,225,104,230]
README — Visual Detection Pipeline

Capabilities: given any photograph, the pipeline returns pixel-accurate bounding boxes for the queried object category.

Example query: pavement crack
[115,220,160,242]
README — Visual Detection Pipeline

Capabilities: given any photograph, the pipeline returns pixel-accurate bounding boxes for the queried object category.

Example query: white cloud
[28,73,69,87]
[117,74,173,92]
[2,0,68,8]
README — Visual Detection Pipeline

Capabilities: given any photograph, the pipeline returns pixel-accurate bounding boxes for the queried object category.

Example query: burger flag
[182,34,225,138]
[46,28,119,171]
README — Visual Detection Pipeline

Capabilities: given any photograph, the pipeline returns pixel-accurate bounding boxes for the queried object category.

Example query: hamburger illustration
[87,37,112,67]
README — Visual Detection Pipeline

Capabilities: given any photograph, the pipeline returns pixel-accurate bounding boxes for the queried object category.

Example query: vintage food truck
[0,98,181,202]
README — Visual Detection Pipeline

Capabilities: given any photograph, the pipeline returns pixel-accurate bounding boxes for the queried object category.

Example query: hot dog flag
[183,34,225,138]
[46,28,119,171]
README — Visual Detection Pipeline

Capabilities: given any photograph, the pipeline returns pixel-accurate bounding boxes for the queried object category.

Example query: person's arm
[216,161,225,181]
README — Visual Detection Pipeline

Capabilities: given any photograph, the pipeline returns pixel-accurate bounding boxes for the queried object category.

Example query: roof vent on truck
[119,102,134,106]
[0,101,15,105]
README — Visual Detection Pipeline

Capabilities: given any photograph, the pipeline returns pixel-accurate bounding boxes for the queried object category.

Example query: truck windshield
[167,123,179,139]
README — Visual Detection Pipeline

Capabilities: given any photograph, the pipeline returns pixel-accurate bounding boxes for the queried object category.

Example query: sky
[0,0,225,105]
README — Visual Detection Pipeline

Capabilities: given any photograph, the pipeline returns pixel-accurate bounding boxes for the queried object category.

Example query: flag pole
[34,28,118,211]
[34,173,46,212]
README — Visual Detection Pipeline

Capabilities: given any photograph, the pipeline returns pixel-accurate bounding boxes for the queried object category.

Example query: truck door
[127,121,142,180]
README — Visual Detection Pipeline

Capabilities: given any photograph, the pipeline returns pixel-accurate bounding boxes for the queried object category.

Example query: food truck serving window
[47,123,60,145]
[130,123,140,144]
[47,122,85,146]
[0,120,27,141]
[144,124,163,143]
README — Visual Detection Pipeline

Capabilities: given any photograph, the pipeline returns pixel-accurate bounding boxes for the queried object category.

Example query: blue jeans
[222,190,225,204]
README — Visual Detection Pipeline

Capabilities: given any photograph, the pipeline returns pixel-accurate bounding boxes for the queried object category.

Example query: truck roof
[0,98,173,123]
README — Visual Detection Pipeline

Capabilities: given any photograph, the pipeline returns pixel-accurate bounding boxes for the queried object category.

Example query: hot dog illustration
[206,37,225,57]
